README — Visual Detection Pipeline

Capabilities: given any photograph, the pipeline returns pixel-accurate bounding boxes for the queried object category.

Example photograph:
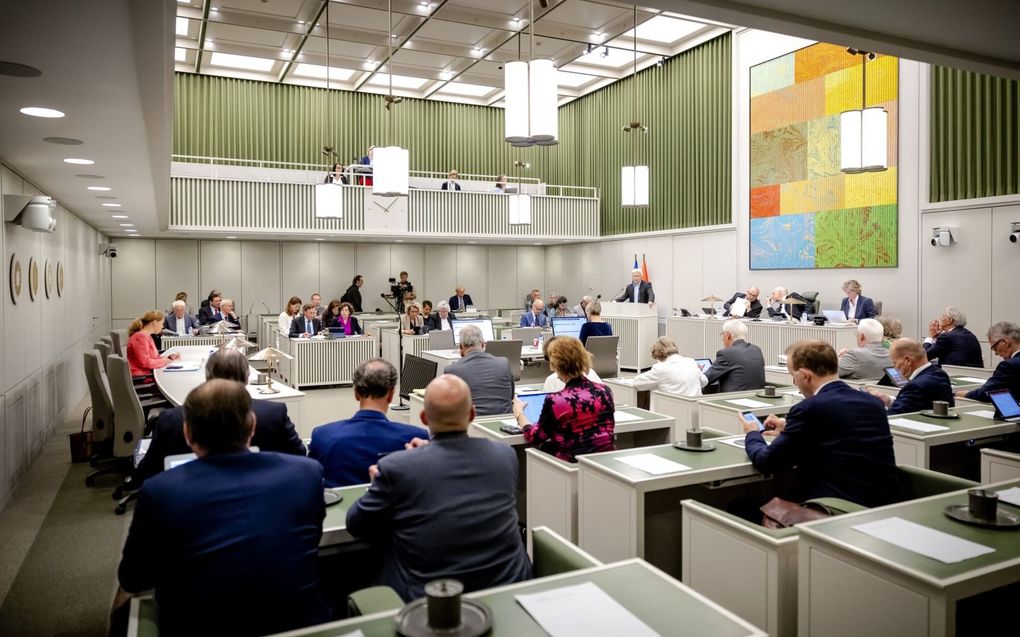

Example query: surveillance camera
[1011,231,1019,244]
[99,242,119,258]
[931,229,953,247]
[109,247,118,258]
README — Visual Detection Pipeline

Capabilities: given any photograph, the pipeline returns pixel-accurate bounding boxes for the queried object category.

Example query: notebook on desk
[988,389,1020,422]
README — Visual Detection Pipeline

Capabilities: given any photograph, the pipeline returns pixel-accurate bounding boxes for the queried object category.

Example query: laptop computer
[879,366,909,388]
[694,358,712,373]
[822,309,850,324]
[701,307,717,316]
[988,389,1020,422]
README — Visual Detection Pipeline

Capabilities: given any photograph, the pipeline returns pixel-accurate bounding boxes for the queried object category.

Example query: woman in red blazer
[127,310,179,377]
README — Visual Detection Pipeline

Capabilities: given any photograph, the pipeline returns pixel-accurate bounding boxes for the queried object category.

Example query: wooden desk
[320,483,369,549]
[698,391,801,435]
[603,377,647,409]
[650,386,792,441]
[888,404,1020,476]
[602,301,657,371]
[666,317,858,363]
[798,479,1020,637]
[275,335,376,389]
[421,345,545,374]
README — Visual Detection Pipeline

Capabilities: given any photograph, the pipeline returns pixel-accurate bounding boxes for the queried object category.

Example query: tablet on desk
[694,358,712,373]
[988,389,1020,422]
[516,392,550,424]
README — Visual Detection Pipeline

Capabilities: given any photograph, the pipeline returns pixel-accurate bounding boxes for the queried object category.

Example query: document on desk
[888,418,949,433]
[995,487,1020,508]
[968,410,997,420]
[956,376,988,383]
[516,581,660,637]
[726,398,771,408]
[616,453,691,475]
[613,410,642,422]
[163,361,202,372]
[334,631,365,637]
[852,517,994,564]
[720,435,774,449]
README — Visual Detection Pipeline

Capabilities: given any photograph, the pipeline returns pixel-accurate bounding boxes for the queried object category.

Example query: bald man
[723,286,762,318]
[867,338,955,415]
[346,375,531,602]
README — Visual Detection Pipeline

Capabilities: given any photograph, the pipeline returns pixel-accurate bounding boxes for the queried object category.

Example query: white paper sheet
[335,631,365,637]
[956,376,988,383]
[613,410,642,422]
[996,487,1020,508]
[888,418,949,433]
[163,361,202,372]
[499,418,520,428]
[852,517,994,564]
[968,410,997,420]
[516,582,661,637]
[726,398,771,408]
[616,453,691,475]
[719,435,774,449]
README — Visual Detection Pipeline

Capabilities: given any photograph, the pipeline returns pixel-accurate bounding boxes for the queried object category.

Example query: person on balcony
[441,169,462,191]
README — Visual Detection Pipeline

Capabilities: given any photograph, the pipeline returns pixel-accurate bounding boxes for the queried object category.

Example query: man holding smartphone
[739,340,899,508]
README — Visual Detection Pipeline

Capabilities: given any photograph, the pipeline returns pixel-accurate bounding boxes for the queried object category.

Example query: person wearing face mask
[740,340,899,508]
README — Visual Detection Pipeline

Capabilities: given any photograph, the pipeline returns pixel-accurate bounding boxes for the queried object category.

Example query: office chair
[83,351,116,471]
[485,339,524,382]
[109,329,127,356]
[94,340,112,369]
[428,329,455,350]
[106,354,159,514]
[799,291,820,316]
[511,327,541,343]
[873,300,883,315]
[585,335,620,379]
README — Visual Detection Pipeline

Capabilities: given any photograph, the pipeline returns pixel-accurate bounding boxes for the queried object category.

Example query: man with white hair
[837,318,892,380]
[572,295,593,318]
[764,286,789,319]
[960,321,1020,402]
[615,269,655,304]
[924,306,984,367]
[704,319,766,392]
[443,324,514,415]
[425,300,457,332]
[164,300,198,336]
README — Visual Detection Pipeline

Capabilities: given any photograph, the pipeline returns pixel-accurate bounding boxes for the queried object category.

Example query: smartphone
[499,423,523,435]
[741,411,765,432]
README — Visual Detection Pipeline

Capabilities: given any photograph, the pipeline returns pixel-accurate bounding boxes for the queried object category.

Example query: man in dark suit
[722,286,763,318]
[346,374,532,601]
[923,306,984,367]
[134,349,305,485]
[743,340,899,507]
[117,379,331,636]
[867,339,955,415]
[961,321,1020,402]
[704,320,766,392]
[444,324,514,415]
[341,275,364,313]
[440,169,462,191]
[289,304,322,338]
[197,290,223,325]
[448,287,473,312]
[310,359,424,487]
[424,301,456,332]
[615,269,655,304]
[163,300,199,336]
[519,299,548,327]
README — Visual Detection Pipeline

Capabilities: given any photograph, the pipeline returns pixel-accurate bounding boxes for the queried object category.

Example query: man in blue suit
[519,299,548,327]
[163,301,199,336]
[310,359,423,487]
[961,321,1020,402]
[923,306,984,367]
[117,379,331,637]
[346,374,532,602]
[448,286,473,312]
[839,279,878,321]
[867,339,955,415]
[742,340,899,508]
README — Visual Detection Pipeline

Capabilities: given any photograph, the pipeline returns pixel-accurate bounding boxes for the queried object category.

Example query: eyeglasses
[991,338,1006,352]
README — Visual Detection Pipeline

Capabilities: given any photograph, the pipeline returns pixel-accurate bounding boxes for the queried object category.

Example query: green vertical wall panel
[173,33,731,235]
[930,66,1019,202]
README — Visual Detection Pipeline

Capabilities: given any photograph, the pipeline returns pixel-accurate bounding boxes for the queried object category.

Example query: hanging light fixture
[840,49,887,173]
[503,1,558,146]
[374,0,409,197]
[508,152,532,225]
[315,1,343,218]
[621,5,648,207]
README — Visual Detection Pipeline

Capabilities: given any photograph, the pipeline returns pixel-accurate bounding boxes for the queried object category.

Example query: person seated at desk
[346,374,532,602]
[443,324,514,416]
[577,301,612,345]
[837,318,891,381]
[615,269,655,304]
[333,302,363,336]
[117,380,331,637]
[448,287,473,312]
[341,275,364,313]
[924,306,984,368]
[840,279,877,321]
[310,359,422,487]
[959,321,1020,402]
[763,286,788,319]
[127,310,180,378]
[218,298,242,330]
[171,291,192,316]
[572,295,593,318]
[425,301,456,332]
[520,299,548,327]
[400,302,424,335]
[524,288,541,311]
[722,286,762,318]
[324,162,347,185]
[704,320,765,392]
[440,169,461,191]
[877,315,902,348]
[197,290,223,325]
[550,295,574,317]
[289,304,322,338]
[741,340,900,508]
[134,349,306,486]
[164,300,198,336]
[320,299,342,329]
[541,336,602,392]
[514,336,615,463]
[629,336,707,397]
[279,296,302,335]
[866,339,954,415]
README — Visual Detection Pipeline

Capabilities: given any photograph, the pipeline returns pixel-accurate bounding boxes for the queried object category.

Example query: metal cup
[425,579,463,630]
[763,385,776,397]
[932,400,950,416]
[686,429,703,448]
[967,489,998,521]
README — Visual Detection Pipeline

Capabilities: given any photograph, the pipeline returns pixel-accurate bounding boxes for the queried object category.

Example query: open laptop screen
[988,390,1020,420]
[551,316,585,340]
[451,318,494,345]
[822,310,848,323]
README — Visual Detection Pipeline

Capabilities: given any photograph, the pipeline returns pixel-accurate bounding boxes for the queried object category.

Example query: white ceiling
[174,0,730,107]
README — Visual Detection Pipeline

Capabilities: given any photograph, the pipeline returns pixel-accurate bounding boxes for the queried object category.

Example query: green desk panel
[889,407,1015,439]
[582,441,753,483]
[474,406,665,439]
[322,484,369,544]
[702,394,791,410]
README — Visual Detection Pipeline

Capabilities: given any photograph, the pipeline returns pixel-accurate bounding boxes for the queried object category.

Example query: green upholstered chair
[531,525,602,578]
[346,585,404,617]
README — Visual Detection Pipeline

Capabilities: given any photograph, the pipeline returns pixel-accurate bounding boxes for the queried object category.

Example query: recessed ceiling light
[111,215,129,219]
[119,223,134,227]
[64,158,94,165]
[20,106,65,118]
[43,136,83,145]
[315,238,325,241]
[87,186,111,191]
[175,17,189,36]
[395,239,404,243]
[205,39,214,48]
[534,242,543,245]
[391,34,398,39]
[210,7,218,12]
[76,174,105,179]
[225,236,237,239]
[292,63,356,81]
[297,19,304,25]
[101,203,122,207]
[210,52,275,72]
[468,241,477,244]
[175,47,187,62]
[511,17,520,24]
[94,195,116,199]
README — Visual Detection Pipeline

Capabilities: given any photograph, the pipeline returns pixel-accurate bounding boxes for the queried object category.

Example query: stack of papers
[968,410,997,420]
[726,398,771,408]
[163,361,202,372]
[616,454,691,475]
[852,517,994,564]
[888,418,949,433]
[613,410,642,423]
[516,582,660,637]
[996,487,1020,507]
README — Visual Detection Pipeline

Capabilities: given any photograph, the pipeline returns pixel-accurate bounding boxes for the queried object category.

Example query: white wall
[1,163,111,511]
[111,240,548,322]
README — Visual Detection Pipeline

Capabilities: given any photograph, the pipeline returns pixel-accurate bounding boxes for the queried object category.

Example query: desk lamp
[701,294,723,317]
[248,347,293,395]
[779,296,806,324]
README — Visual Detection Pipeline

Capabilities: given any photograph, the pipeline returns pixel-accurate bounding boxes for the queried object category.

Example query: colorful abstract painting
[749,43,898,269]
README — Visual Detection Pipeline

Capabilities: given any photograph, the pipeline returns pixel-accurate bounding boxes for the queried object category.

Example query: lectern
[600,301,657,371]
